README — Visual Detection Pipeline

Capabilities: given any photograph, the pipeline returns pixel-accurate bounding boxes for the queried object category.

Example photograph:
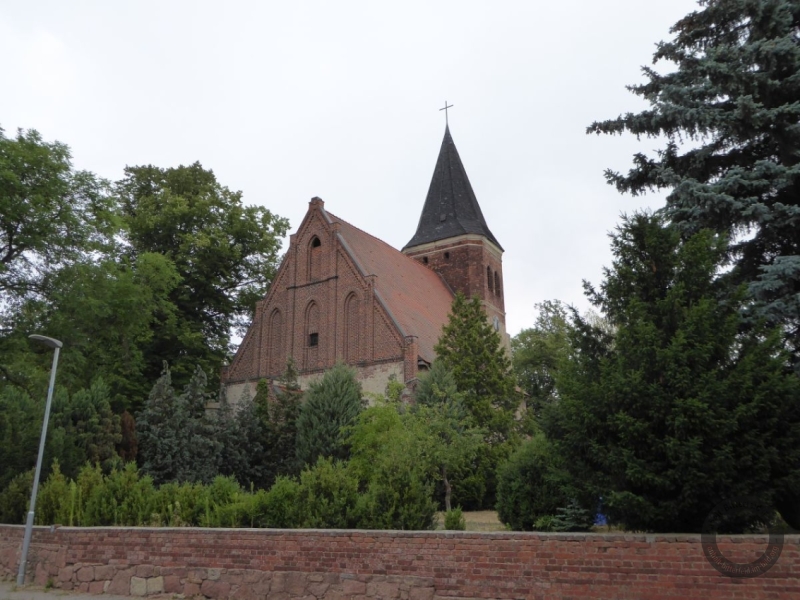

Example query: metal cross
[439,101,453,125]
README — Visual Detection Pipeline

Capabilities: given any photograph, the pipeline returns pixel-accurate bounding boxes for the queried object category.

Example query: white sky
[1,0,700,336]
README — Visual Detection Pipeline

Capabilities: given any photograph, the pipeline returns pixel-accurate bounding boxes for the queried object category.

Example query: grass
[436,510,506,532]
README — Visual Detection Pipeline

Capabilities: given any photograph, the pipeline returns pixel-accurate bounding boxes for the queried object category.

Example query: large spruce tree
[546,213,800,532]
[589,0,800,365]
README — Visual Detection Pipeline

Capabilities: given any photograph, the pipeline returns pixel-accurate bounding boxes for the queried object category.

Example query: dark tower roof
[404,126,502,251]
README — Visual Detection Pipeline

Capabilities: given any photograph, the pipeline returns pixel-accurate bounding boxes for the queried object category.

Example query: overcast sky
[1,0,701,336]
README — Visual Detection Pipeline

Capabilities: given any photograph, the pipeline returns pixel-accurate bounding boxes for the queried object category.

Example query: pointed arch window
[487,266,493,293]
[304,301,320,370]
[495,271,501,298]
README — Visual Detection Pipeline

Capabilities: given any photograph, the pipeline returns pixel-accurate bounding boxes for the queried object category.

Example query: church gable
[223,198,410,389]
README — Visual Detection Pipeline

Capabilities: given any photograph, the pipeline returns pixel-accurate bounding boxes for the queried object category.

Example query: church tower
[403,125,507,338]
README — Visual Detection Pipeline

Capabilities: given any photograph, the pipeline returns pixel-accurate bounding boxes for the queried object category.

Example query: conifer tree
[546,213,800,532]
[137,364,220,485]
[295,363,363,467]
[270,358,303,477]
[589,0,800,364]
[434,293,518,438]
[252,358,303,484]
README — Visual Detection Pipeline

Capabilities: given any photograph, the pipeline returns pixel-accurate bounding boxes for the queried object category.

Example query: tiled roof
[327,211,454,364]
[404,125,502,251]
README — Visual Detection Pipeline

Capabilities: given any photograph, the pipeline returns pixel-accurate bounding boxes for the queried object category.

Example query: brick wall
[223,201,405,392]
[404,235,509,353]
[2,525,798,599]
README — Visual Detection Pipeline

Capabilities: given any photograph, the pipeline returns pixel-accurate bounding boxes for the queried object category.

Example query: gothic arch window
[344,292,360,363]
[308,236,322,281]
[304,301,320,370]
[495,271,501,298]
[268,309,283,377]
[487,266,493,293]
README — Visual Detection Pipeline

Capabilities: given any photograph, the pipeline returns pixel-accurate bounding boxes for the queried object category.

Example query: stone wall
[1,525,799,599]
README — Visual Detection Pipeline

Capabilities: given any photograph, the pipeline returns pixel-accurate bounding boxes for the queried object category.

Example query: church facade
[221,126,507,400]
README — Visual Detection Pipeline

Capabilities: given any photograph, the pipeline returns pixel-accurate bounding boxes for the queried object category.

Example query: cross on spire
[439,101,453,126]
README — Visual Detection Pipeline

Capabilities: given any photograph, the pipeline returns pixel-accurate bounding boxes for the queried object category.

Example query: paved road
[0,581,132,600]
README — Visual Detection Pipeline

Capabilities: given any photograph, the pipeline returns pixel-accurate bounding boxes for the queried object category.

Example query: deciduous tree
[116,162,290,388]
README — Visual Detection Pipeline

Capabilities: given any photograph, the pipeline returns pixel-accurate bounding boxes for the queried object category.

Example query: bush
[355,469,437,531]
[258,477,301,528]
[550,499,594,532]
[296,458,360,528]
[0,470,33,524]
[83,463,156,526]
[495,434,569,531]
[444,507,466,530]
[37,461,69,525]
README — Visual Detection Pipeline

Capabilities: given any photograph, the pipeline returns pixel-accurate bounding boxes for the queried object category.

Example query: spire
[404,126,502,251]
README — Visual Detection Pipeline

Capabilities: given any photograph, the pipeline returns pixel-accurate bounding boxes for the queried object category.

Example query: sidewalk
[0,581,132,600]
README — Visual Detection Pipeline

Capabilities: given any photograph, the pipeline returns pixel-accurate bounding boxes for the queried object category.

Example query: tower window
[308,332,319,347]
[444,252,450,260]
[311,236,321,248]
[495,272,501,297]
[487,266,493,293]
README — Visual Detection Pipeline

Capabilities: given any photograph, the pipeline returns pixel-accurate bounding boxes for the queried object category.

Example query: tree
[588,0,800,364]
[295,363,363,467]
[116,162,290,388]
[511,300,571,421]
[0,127,115,310]
[495,434,571,531]
[0,386,41,491]
[413,362,484,511]
[264,359,303,479]
[346,404,438,530]
[545,213,800,532]
[7,254,180,412]
[434,294,520,509]
[137,365,220,485]
[434,293,518,439]
[44,379,122,478]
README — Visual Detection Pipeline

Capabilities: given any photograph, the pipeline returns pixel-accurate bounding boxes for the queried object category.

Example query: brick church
[221,125,507,400]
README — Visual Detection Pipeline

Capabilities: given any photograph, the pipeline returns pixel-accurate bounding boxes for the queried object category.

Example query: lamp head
[29,335,63,349]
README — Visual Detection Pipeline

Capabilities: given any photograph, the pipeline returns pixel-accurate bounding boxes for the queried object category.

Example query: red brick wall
[223,201,405,387]
[404,236,505,329]
[2,525,798,599]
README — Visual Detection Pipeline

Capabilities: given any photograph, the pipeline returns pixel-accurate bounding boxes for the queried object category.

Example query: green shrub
[355,462,437,531]
[550,499,595,532]
[258,477,301,528]
[0,470,33,524]
[73,463,104,525]
[199,476,242,527]
[37,461,70,525]
[444,507,466,530]
[495,434,569,531]
[533,515,556,531]
[296,458,360,528]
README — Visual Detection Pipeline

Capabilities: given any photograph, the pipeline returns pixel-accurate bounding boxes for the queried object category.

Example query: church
[221,125,507,400]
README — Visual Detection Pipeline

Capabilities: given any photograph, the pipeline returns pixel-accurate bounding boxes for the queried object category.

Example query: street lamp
[16,335,62,586]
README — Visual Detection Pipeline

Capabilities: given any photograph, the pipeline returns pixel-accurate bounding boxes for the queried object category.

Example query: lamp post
[17,335,62,586]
